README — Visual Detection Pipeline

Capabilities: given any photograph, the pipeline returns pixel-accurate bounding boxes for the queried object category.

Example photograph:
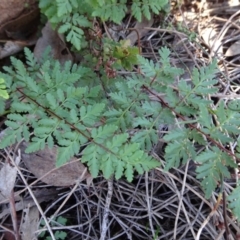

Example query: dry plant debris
[1,0,240,239]
[19,141,92,187]
[34,22,73,65]
[20,206,39,240]
[0,0,39,59]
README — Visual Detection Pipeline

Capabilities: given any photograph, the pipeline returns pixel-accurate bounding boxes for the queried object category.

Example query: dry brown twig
[5,149,56,240]
[100,177,113,240]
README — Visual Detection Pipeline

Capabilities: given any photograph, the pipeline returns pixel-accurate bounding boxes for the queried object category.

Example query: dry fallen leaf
[225,41,240,57]
[34,22,73,65]
[201,27,223,56]
[0,155,21,198]
[0,41,29,60]
[126,16,154,46]
[19,142,92,186]
[20,206,39,240]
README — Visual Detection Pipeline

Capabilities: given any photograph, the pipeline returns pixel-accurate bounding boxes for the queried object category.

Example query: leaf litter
[1,0,240,239]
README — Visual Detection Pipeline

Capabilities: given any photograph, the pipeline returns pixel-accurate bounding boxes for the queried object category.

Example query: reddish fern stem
[142,85,240,161]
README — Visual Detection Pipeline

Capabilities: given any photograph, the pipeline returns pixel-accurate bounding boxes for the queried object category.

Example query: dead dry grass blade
[100,177,113,240]
[7,149,56,240]
[1,1,240,239]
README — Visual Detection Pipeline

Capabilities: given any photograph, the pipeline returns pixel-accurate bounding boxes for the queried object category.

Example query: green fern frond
[131,129,158,151]
[195,147,237,198]
[56,0,78,17]
[0,78,9,99]
[131,0,168,21]
[3,0,240,219]
[91,0,127,24]
[39,0,169,50]
[2,44,240,210]
[56,142,80,166]
[227,181,240,220]
[81,144,102,177]
[138,48,183,86]
[137,56,157,78]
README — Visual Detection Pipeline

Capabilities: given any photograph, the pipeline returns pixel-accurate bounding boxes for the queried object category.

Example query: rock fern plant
[39,0,168,50]
[0,47,162,182]
[1,0,240,220]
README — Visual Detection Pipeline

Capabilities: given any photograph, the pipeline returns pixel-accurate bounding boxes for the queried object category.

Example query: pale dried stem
[100,177,113,240]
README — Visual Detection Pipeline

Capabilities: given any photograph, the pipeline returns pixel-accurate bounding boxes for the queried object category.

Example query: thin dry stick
[107,210,132,239]
[145,171,155,237]
[9,189,20,240]
[48,168,88,222]
[145,26,200,68]
[223,191,230,240]
[0,157,86,206]
[0,147,21,240]
[0,224,15,237]
[170,179,195,238]
[100,177,113,240]
[7,149,56,240]
[156,167,212,208]
[229,141,239,187]
[216,229,225,240]
[36,218,100,232]
[196,195,222,240]
[209,9,240,58]
[173,160,196,239]
[4,151,21,240]
[127,176,142,211]
[144,27,188,37]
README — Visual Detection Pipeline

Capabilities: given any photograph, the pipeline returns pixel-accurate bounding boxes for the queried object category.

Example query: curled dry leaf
[34,22,73,65]
[0,154,21,198]
[0,38,38,60]
[19,142,92,187]
[225,41,240,57]
[0,41,25,59]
